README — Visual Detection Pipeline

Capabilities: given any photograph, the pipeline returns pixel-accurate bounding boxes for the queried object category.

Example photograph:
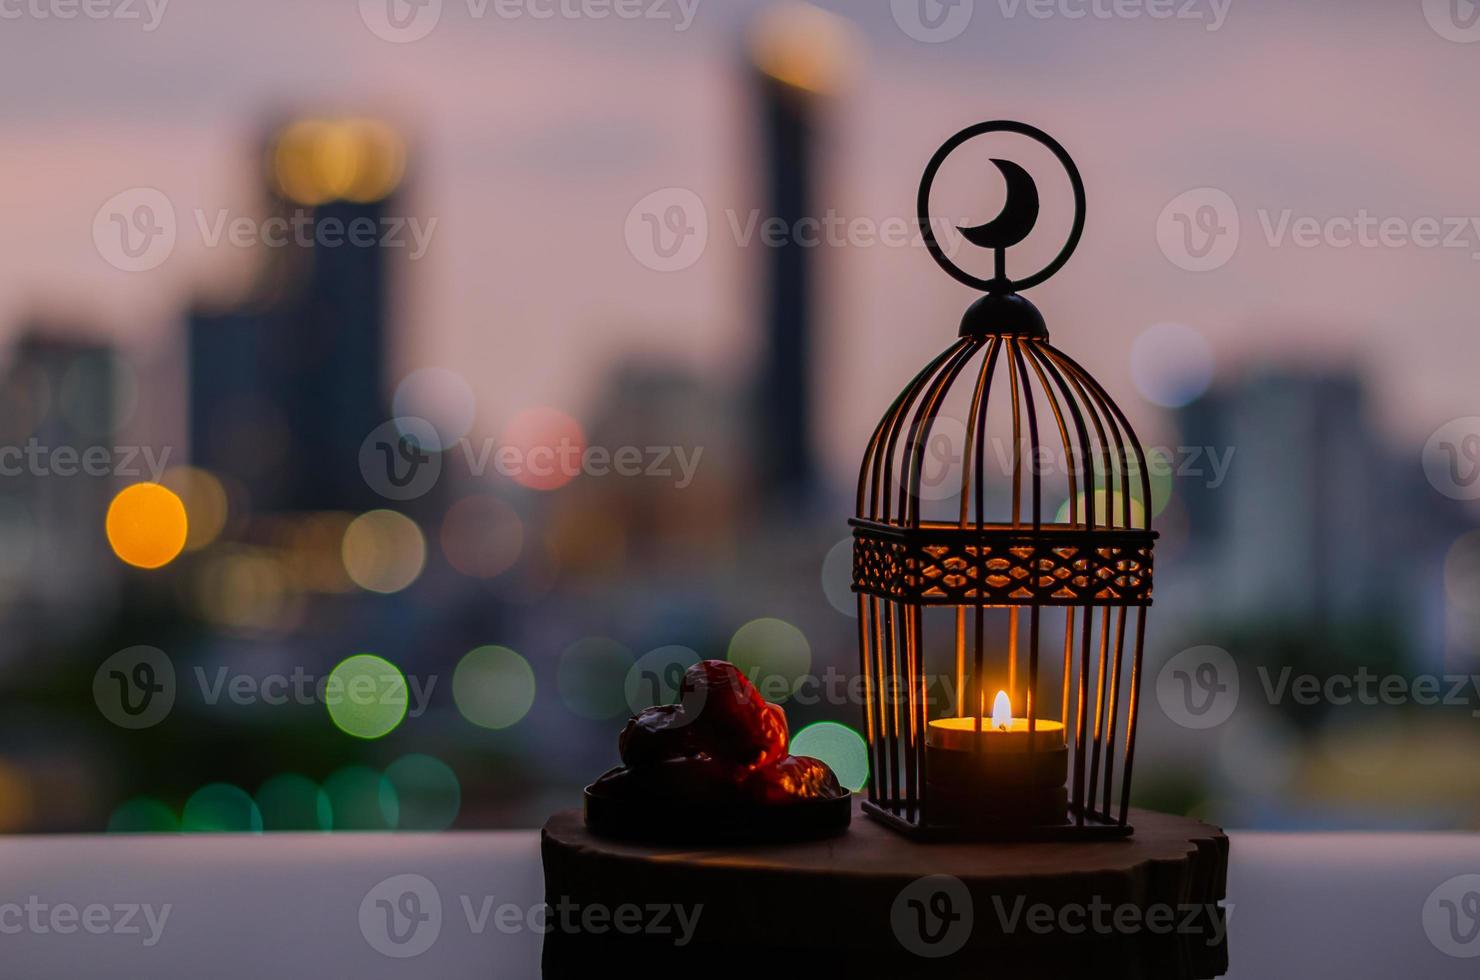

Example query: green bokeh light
[379,754,460,831]
[255,773,332,831]
[453,645,536,730]
[181,783,263,833]
[789,721,869,792]
[107,796,178,834]
[325,765,396,831]
[727,618,811,702]
[557,637,633,720]
[325,653,408,739]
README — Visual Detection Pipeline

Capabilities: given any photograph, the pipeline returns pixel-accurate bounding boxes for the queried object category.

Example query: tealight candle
[925,691,1069,829]
[926,691,1066,752]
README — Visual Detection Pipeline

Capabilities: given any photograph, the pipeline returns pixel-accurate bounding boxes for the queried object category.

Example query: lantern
[851,121,1156,840]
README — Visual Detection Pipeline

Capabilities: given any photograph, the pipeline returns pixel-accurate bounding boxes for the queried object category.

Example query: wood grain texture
[541,800,1229,978]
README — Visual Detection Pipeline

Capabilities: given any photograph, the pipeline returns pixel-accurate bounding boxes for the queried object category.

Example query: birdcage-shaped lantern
[852,122,1156,840]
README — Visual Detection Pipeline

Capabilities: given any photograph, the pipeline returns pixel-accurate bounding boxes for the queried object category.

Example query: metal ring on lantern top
[916,119,1087,296]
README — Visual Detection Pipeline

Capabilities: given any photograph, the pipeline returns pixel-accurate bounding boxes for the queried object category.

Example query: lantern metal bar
[1074,573,1093,823]
[1010,339,1044,738]
[884,598,901,806]
[959,337,1001,528]
[902,339,982,525]
[1119,606,1148,826]
[967,339,1003,743]
[857,336,968,516]
[871,596,889,802]
[1048,347,1154,530]
[901,602,917,821]
[972,340,1005,529]
[1102,604,1128,818]
[856,591,875,804]
[1021,342,1081,521]
[1088,605,1111,811]
[861,337,972,520]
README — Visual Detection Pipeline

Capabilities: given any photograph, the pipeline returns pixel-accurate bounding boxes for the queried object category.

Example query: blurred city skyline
[1,0,1479,835]
[1,0,1477,488]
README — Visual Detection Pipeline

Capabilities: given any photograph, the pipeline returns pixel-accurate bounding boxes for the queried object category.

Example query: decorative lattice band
[851,519,1155,606]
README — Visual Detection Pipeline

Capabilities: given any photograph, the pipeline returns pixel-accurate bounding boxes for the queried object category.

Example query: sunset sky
[0,0,1475,482]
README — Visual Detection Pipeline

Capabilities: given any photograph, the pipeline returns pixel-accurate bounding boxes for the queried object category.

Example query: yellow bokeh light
[341,510,426,594]
[106,483,188,569]
[161,466,228,552]
[748,3,860,96]
[271,117,406,207]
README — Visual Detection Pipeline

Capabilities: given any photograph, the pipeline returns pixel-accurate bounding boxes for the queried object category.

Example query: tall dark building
[746,6,855,506]
[753,69,817,502]
[0,328,120,622]
[189,118,404,513]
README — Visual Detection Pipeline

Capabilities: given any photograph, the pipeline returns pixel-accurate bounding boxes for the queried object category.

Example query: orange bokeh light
[106,483,189,569]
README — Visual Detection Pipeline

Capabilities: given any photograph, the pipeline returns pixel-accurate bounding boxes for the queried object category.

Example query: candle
[924,690,1069,830]
[926,691,1067,753]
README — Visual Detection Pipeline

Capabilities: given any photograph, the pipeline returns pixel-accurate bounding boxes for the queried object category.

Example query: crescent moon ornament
[957,159,1039,251]
[918,120,1085,295]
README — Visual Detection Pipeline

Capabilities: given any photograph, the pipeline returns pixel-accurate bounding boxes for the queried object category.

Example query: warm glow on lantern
[992,690,1013,732]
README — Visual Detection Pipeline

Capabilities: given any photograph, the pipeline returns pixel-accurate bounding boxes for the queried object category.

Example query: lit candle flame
[992,690,1012,732]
